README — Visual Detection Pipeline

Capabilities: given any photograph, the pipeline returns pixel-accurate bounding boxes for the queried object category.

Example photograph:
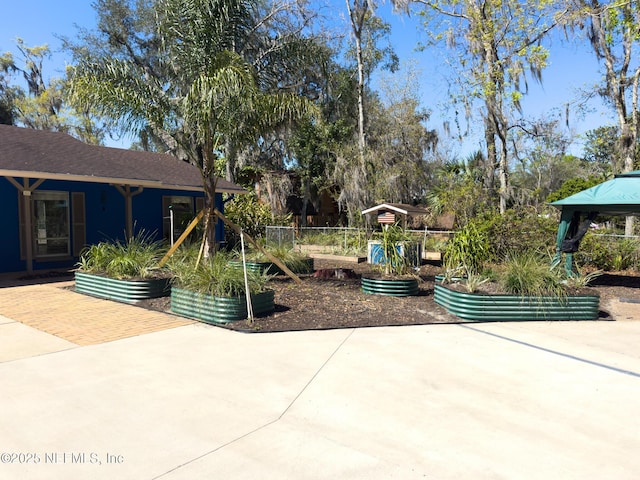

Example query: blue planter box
[367,241,422,267]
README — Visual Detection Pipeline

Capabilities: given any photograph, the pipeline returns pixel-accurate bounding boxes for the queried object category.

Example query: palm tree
[69,0,315,254]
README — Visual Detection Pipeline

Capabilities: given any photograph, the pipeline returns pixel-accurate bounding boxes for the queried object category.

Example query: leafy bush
[546,176,604,203]
[577,234,640,271]
[224,192,291,247]
[479,207,559,260]
[77,230,167,279]
[443,220,492,276]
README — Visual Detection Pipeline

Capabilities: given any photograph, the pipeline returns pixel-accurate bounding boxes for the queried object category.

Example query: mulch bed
[137,259,640,333]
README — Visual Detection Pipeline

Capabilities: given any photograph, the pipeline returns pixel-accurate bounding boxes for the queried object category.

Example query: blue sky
[0,0,616,156]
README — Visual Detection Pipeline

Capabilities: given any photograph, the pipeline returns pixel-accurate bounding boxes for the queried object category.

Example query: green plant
[243,246,314,274]
[463,273,491,293]
[577,234,640,271]
[224,192,292,247]
[76,230,167,279]
[564,269,603,288]
[497,250,566,297]
[373,223,415,276]
[423,235,448,252]
[170,250,271,297]
[443,221,491,276]
[480,207,559,260]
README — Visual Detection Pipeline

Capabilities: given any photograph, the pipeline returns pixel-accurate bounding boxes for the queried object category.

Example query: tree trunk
[498,136,509,214]
[202,148,219,258]
[300,176,312,227]
[225,140,237,183]
[347,0,367,164]
[483,118,496,197]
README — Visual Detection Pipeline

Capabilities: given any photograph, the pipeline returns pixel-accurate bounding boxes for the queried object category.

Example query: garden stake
[157,209,204,267]
[240,231,254,323]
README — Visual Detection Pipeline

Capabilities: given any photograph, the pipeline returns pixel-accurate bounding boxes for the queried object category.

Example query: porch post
[22,189,33,274]
[114,185,144,239]
[5,177,45,274]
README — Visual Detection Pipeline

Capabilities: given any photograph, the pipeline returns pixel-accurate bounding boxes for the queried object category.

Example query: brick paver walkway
[0,281,194,346]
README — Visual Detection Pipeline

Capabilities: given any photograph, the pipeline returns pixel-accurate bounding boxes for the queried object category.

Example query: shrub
[546,176,604,203]
[224,193,291,247]
[170,250,270,297]
[77,230,167,279]
[479,207,559,260]
[443,220,492,276]
[577,233,640,271]
[497,250,566,297]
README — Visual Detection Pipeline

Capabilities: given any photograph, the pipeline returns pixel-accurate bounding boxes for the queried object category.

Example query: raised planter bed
[230,258,314,275]
[422,251,442,261]
[170,287,275,324]
[295,245,366,263]
[74,271,171,304]
[361,277,419,297]
[434,282,600,321]
[230,261,276,275]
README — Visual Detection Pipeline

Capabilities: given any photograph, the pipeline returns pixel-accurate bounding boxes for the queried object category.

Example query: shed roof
[361,203,428,216]
[550,171,640,216]
[0,124,245,194]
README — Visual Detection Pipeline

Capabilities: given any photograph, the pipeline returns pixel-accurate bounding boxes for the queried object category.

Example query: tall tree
[568,0,640,235]
[368,61,438,203]
[346,0,370,160]
[338,2,398,224]
[0,39,101,142]
[582,125,619,177]
[509,118,577,209]
[393,0,565,213]
[69,0,315,253]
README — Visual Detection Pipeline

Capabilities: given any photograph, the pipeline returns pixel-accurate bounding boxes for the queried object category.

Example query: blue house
[1,125,245,274]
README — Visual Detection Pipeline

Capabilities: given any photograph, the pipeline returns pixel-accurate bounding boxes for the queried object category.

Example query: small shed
[550,170,640,272]
[361,203,428,227]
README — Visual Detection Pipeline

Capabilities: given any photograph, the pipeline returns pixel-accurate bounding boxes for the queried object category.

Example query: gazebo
[550,170,640,273]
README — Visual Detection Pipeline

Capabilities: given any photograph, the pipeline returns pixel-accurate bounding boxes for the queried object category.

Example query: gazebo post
[552,208,576,276]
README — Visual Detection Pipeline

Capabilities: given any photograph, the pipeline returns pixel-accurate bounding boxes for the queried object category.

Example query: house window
[163,196,195,242]
[32,191,70,258]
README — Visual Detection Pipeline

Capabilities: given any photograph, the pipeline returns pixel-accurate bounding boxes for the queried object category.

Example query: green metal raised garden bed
[434,282,600,321]
[230,258,314,275]
[74,272,171,304]
[361,277,419,297]
[170,287,275,324]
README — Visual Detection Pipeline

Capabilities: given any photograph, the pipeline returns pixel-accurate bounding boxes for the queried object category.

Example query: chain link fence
[261,225,453,259]
[265,226,295,249]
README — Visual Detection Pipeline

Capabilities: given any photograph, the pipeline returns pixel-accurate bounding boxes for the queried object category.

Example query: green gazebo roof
[550,170,640,215]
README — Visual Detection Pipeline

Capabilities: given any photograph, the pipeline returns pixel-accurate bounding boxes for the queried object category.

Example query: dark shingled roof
[0,124,245,194]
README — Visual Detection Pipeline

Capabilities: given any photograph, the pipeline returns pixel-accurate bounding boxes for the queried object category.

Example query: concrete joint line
[459,323,640,378]
[152,328,357,479]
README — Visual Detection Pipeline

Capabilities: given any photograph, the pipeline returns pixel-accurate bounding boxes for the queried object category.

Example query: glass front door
[32,191,70,257]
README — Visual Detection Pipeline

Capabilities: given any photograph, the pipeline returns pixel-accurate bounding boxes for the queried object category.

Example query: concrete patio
[1,280,640,479]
